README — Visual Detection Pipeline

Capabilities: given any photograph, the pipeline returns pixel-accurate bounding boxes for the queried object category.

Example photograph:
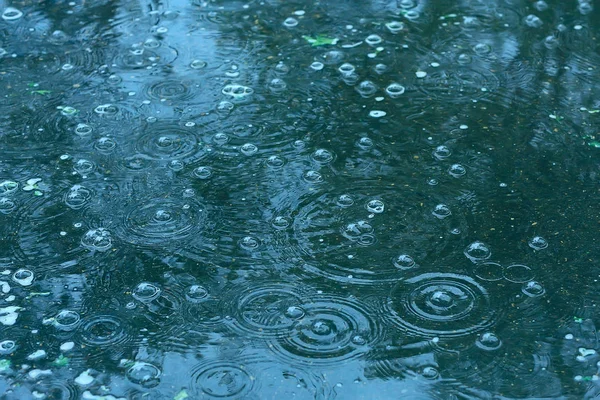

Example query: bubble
[283,17,298,27]
[473,43,492,55]
[94,104,119,115]
[271,216,291,230]
[222,84,254,99]
[75,123,92,137]
[274,61,290,74]
[240,143,258,156]
[126,362,161,388]
[369,110,386,118]
[0,340,16,355]
[503,264,534,283]
[0,181,19,195]
[0,198,16,214]
[12,269,34,286]
[239,236,260,250]
[365,34,383,46]
[186,285,209,303]
[132,282,162,302]
[81,228,112,251]
[337,194,354,207]
[192,362,253,398]
[432,204,451,219]
[476,332,502,351]
[464,241,491,262]
[544,35,559,49]
[266,155,286,169]
[473,262,504,281]
[2,7,23,21]
[135,124,200,161]
[212,133,229,145]
[303,170,323,183]
[404,10,420,19]
[421,366,439,379]
[578,2,593,14]
[356,81,378,98]
[190,59,207,69]
[457,54,472,64]
[169,160,185,171]
[65,185,92,210]
[268,78,287,93]
[415,71,427,78]
[375,64,388,74]
[193,166,212,179]
[342,221,374,240]
[524,14,543,28]
[311,148,335,164]
[357,137,374,149]
[385,83,405,98]
[269,297,378,365]
[433,145,451,159]
[293,140,306,150]
[366,199,385,213]
[386,21,405,33]
[393,254,416,269]
[427,179,438,186]
[310,61,324,71]
[388,273,497,338]
[217,101,234,112]
[399,0,415,7]
[52,310,81,331]
[534,0,548,11]
[528,236,548,250]
[106,74,122,85]
[338,63,356,76]
[522,281,545,297]
[74,159,95,175]
[448,164,466,177]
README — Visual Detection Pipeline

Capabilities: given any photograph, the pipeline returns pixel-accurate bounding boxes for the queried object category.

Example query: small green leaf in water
[574,316,583,323]
[588,141,600,148]
[174,390,189,400]
[34,190,43,196]
[0,359,10,372]
[302,35,339,47]
[53,355,69,367]
[26,291,51,300]
[31,90,52,95]
[587,110,600,114]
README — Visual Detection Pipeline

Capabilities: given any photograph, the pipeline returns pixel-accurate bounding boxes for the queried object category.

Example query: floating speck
[369,110,386,118]
[415,71,427,78]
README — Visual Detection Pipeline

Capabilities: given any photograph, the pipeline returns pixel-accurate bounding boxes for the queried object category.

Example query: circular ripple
[415,67,499,101]
[226,284,308,338]
[191,362,254,399]
[269,296,379,366]
[145,80,194,101]
[134,123,203,162]
[119,198,206,247]
[64,185,93,210]
[81,315,127,346]
[387,273,498,338]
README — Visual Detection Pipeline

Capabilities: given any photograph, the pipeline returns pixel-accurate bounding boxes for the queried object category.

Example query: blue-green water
[1,0,600,398]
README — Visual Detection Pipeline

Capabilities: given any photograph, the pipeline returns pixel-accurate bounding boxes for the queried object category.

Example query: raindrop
[52,310,81,331]
[503,264,533,283]
[268,78,287,93]
[310,62,324,71]
[95,137,117,153]
[266,155,285,168]
[337,194,354,207]
[365,34,383,46]
[274,61,290,74]
[239,236,260,250]
[190,59,207,69]
[0,181,19,195]
[75,123,92,137]
[186,285,209,302]
[421,367,439,379]
[457,54,472,64]
[432,204,451,219]
[534,1,549,11]
[0,198,15,214]
[366,199,384,213]
[81,228,112,251]
[473,43,492,55]
[240,143,258,156]
[433,145,451,159]
[303,170,323,183]
[369,110,386,118]
[448,164,466,177]
[356,81,378,98]
[271,216,291,230]
[0,340,16,355]
[393,254,416,269]
[524,14,543,28]
[476,332,502,351]
[217,101,234,112]
[283,17,298,27]
[193,166,212,179]
[285,306,305,319]
[385,83,405,98]
[522,281,545,297]
[2,7,23,21]
[12,269,34,286]
[311,148,335,164]
[338,63,356,76]
[222,84,254,99]
[126,362,161,388]
[386,21,404,33]
[343,221,374,239]
[578,2,593,14]
[132,282,161,302]
[213,132,229,145]
[357,137,374,149]
[544,36,559,49]
[528,236,548,250]
[464,241,491,262]
[169,160,184,171]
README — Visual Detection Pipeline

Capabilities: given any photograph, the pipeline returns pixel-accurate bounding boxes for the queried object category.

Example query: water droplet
[303,170,323,183]
[343,221,374,239]
[240,143,258,156]
[476,332,502,351]
[12,269,33,286]
[126,362,161,388]
[337,194,354,207]
[386,21,404,33]
[338,63,356,76]
[393,254,416,269]
[271,216,291,230]
[369,110,386,118]
[222,84,254,99]
[464,241,491,262]
[310,61,324,71]
[416,71,427,78]
[190,59,207,69]
[186,285,209,302]
[74,159,95,175]
[53,310,81,331]
[356,80,378,98]
[357,137,374,149]
[266,155,285,168]
[285,306,305,319]
[385,83,405,98]
[448,164,466,177]
[0,340,16,355]
[2,7,23,21]
[0,198,15,214]
[81,228,112,251]
[528,236,548,250]
[366,200,384,213]
[268,78,287,93]
[365,34,383,46]
[433,145,451,159]
[522,281,545,297]
[432,204,451,219]
[239,236,260,250]
[193,166,212,179]
[524,14,543,28]
[283,17,298,27]
[75,123,92,137]
[311,148,335,164]
[421,366,439,379]
[133,282,161,302]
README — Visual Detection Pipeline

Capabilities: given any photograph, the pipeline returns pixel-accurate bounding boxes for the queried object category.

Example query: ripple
[119,198,207,247]
[269,295,380,366]
[191,361,254,399]
[503,264,534,283]
[145,80,194,101]
[81,315,128,347]
[81,228,112,251]
[473,262,504,281]
[64,185,93,210]
[126,361,161,388]
[475,332,502,351]
[134,122,204,162]
[528,236,548,250]
[225,283,309,338]
[415,67,499,102]
[464,241,491,262]
[386,273,498,338]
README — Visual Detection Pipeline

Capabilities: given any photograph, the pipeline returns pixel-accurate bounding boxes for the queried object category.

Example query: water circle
[81,316,125,346]
[524,14,543,28]
[0,181,19,195]
[94,104,119,115]
[266,155,285,168]
[476,332,502,351]
[522,281,545,297]
[338,63,356,76]
[388,273,497,338]
[503,264,534,283]
[310,61,324,71]
[274,61,290,74]
[337,194,354,207]
[528,236,548,250]
[239,236,260,250]
[303,170,323,183]
[0,340,16,355]
[240,143,258,156]
[126,362,161,388]
[357,137,374,149]
[283,17,298,27]
[192,363,253,398]
[433,145,451,159]
[271,216,291,230]
[74,159,95,175]
[190,59,207,69]
[432,204,451,219]
[385,83,405,98]
[421,366,439,379]
[268,78,287,93]
[285,306,305,319]
[53,310,81,331]
[193,166,213,179]
[0,198,16,214]
[132,282,162,302]
[356,81,378,98]
[365,34,383,46]
[473,262,504,281]
[2,7,23,21]
[311,149,335,164]
[464,241,491,262]
[448,164,466,177]
[393,254,416,269]
[366,199,385,214]
[81,228,112,251]
[544,35,559,49]
[13,269,34,286]
[65,185,92,210]
[369,110,386,118]
[386,21,405,33]
[212,133,229,145]
[217,101,234,112]
[169,160,184,171]
[186,285,209,303]
[94,137,117,153]
[342,221,374,240]
[75,123,93,137]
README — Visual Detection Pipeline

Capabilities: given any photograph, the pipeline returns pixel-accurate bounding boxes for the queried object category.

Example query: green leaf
[302,35,339,47]
[588,109,600,114]
[574,316,583,323]
[53,355,69,367]
[588,141,600,148]
[0,359,10,372]
[31,90,52,95]
[174,390,188,400]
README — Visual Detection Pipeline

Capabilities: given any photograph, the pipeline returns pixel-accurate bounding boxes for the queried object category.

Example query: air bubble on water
[386,21,404,33]
[385,83,405,98]
[578,2,593,14]
[285,306,305,319]
[522,281,545,297]
[393,254,416,269]
[544,35,559,49]
[464,241,491,262]
[0,340,16,355]
[338,63,355,76]
[283,17,298,27]
[217,101,234,112]
[356,81,378,98]
[433,145,451,159]
[81,228,112,251]
[185,285,209,302]
[213,132,229,145]
[240,143,258,156]
[311,149,335,164]
[132,282,161,302]
[310,61,324,71]
[415,71,427,78]
[525,14,543,28]
[365,34,383,46]
[476,332,502,351]
[528,236,548,250]
[266,155,285,168]
[534,1,549,11]
[193,166,212,179]
[457,54,472,64]
[337,194,354,207]
[375,64,388,74]
[51,310,81,331]
[369,110,386,118]
[190,59,207,69]
[357,137,374,149]
[432,204,451,219]
[75,123,92,137]
[12,269,34,286]
[0,181,18,195]
[2,7,23,21]
[303,170,323,183]
[404,10,420,20]
[448,164,466,177]
[222,84,254,99]
[268,78,287,93]
[62,63,74,71]
[366,199,384,213]
[239,236,260,250]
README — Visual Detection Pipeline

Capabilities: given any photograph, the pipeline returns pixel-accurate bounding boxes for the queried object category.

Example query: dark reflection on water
[1,0,600,398]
